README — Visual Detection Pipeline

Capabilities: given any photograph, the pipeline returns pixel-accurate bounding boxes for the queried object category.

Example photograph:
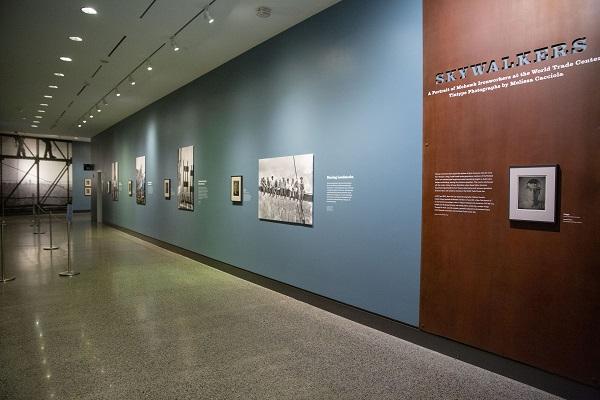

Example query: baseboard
[104,221,598,400]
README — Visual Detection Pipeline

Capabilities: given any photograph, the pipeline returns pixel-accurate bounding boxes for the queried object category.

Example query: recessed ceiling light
[31,125,38,128]
[59,57,72,62]
[43,95,53,98]
[40,103,49,106]
[89,115,93,118]
[69,36,83,42]
[83,120,87,123]
[48,85,58,89]
[54,73,65,77]
[35,116,43,119]
[81,7,97,15]
[78,125,82,128]
[146,62,153,71]
[97,108,101,113]
[37,110,46,113]
[115,89,121,97]
[128,75,135,85]
[33,120,40,124]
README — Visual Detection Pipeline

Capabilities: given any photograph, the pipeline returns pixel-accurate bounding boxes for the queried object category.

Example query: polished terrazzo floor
[0,214,561,399]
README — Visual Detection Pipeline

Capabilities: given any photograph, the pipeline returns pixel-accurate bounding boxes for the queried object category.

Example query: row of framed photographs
[113,175,243,203]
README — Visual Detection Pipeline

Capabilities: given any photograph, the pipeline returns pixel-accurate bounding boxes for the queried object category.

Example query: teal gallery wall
[92,0,423,325]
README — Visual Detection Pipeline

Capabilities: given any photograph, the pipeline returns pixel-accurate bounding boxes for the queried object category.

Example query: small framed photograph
[231,176,243,203]
[163,179,171,200]
[128,180,133,197]
[84,187,92,196]
[84,178,92,187]
[509,165,557,223]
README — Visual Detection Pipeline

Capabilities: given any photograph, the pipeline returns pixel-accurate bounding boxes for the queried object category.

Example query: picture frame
[128,180,133,197]
[509,165,557,223]
[231,175,243,203]
[84,187,92,196]
[164,179,171,200]
[84,178,92,187]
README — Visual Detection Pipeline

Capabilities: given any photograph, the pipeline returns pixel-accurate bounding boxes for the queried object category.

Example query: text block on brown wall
[421,0,600,386]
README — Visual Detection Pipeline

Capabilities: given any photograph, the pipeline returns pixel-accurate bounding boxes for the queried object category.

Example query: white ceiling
[0,0,340,140]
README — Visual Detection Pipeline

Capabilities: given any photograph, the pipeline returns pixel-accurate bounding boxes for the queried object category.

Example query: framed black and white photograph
[509,165,557,223]
[128,180,133,197]
[111,161,119,201]
[164,179,171,200]
[84,187,92,196]
[136,156,146,205]
[84,178,92,187]
[231,176,242,203]
[177,145,194,211]
[258,153,313,226]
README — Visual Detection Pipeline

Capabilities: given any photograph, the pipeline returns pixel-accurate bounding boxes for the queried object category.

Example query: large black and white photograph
[258,154,313,226]
[135,156,146,205]
[111,161,119,201]
[509,165,557,223]
[177,145,194,211]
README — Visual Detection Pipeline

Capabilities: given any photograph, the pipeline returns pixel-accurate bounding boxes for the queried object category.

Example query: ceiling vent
[256,6,272,18]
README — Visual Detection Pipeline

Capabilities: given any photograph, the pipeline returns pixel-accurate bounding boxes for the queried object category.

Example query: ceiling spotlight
[115,88,121,97]
[48,85,58,89]
[102,98,108,106]
[35,116,43,119]
[204,9,214,24]
[89,115,94,118]
[43,95,53,98]
[33,120,40,124]
[59,56,72,62]
[78,124,82,128]
[97,108,101,113]
[146,62,153,71]
[54,73,65,77]
[37,110,46,113]
[128,75,135,85]
[31,125,38,128]
[69,36,83,42]
[40,103,48,106]
[256,6,272,18]
[81,7,97,15]
[170,37,180,52]
[83,120,87,123]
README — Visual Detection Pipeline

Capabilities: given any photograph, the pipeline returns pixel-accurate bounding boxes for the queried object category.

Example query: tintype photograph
[258,153,313,226]
[84,178,92,187]
[84,187,92,196]
[111,161,119,201]
[135,156,146,205]
[128,180,133,197]
[164,179,171,200]
[177,145,194,211]
[231,176,242,203]
[509,165,557,223]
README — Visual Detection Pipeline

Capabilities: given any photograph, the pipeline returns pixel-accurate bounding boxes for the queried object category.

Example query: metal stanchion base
[43,246,59,251]
[1,276,16,282]
[59,271,79,277]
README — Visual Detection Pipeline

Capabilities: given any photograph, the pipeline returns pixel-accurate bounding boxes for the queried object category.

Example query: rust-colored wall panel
[421,0,600,386]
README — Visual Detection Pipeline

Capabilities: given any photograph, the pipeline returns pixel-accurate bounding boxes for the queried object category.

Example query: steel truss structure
[1,134,72,215]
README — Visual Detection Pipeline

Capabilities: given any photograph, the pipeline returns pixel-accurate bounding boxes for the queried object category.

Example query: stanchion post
[59,204,79,277]
[43,211,59,251]
[33,205,45,235]
[1,219,16,283]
